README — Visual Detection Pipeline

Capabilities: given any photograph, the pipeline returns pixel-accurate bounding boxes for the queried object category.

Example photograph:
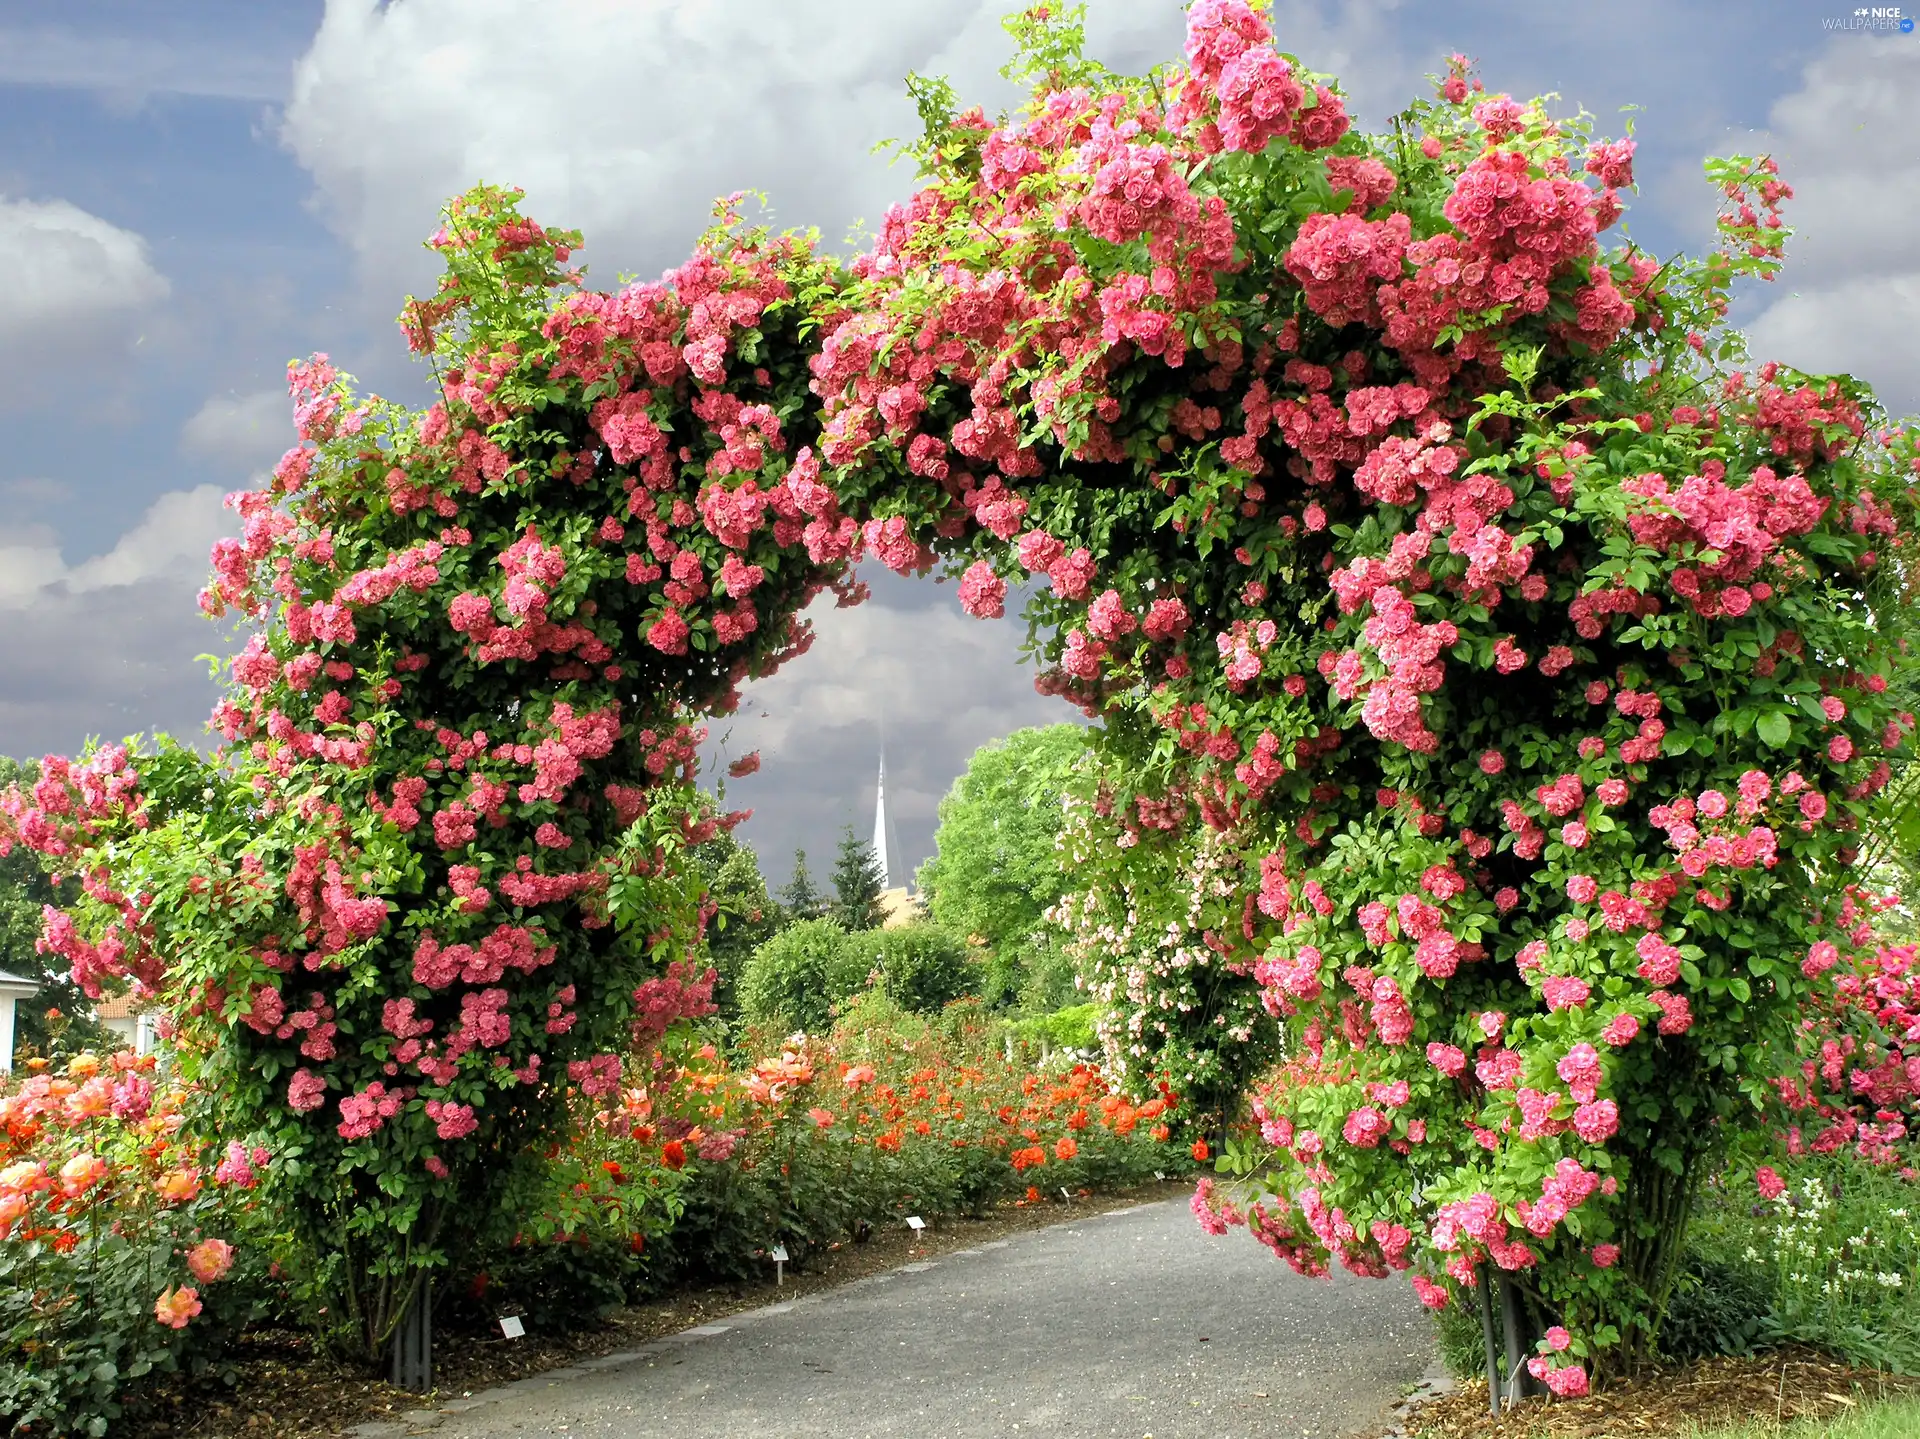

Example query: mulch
[121,1179,1193,1439]
[1403,1348,1920,1438]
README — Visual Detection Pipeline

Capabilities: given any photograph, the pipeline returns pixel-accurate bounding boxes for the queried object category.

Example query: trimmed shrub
[854,923,979,1015]
[738,919,862,1033]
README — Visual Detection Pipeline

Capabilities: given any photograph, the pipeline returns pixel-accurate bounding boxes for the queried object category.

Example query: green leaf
[1755,712,1792,748]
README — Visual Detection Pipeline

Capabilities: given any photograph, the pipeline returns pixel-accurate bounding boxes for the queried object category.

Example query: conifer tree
[779,847,825,921]
[830,825,885,931]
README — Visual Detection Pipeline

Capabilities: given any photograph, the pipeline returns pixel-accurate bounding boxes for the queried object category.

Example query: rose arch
[6,0,1917,1392]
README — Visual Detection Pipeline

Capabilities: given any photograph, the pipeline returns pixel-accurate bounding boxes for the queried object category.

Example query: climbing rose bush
[0,195,830,1357]
[4,0,1918,1385]
[970,4,1916,1383]
[798,1,1917,1381]
[1766,940,1920,1167]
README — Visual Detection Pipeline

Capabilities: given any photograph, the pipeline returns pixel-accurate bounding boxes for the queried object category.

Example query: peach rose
[154,1286,202,1329]
[186,1238,235,1283]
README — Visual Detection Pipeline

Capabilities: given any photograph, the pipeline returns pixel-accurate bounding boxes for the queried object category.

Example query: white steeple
[871,754,892,889]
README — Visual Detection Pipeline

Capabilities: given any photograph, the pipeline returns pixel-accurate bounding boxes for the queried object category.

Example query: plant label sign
[499,1315,525,1339]
[769,1243,789,1263]
[905,1216,925,1232]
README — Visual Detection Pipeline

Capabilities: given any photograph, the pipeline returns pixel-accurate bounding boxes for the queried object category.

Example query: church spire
[871,753,891,888]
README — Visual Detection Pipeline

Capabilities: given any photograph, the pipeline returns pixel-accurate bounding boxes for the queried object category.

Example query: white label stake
[499,1315,525,1339]
[770,1243,789,1286]
[905,1215,925,1232]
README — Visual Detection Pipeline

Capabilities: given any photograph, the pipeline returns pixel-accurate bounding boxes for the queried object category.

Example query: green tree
[693,831,781,1017]
[915,725,1088,1007]
[0,757,110,1061]
[830,825,885,931]
[779,848,825,921]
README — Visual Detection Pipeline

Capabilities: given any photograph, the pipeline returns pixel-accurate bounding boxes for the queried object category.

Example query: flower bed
[583,995,1185,1285]
[0,1055,270,1436]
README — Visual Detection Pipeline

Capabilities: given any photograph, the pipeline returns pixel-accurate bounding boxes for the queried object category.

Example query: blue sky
[2,0,1915,886]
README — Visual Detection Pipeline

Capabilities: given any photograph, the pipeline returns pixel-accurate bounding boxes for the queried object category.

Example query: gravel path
[401,1196,1433,1439]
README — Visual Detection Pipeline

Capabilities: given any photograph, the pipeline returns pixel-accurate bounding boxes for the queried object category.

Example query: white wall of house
[0,971,38,1074]
[100,1014,161,1057]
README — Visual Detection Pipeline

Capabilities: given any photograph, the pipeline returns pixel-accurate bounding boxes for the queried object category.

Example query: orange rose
[155,1168,202,1204]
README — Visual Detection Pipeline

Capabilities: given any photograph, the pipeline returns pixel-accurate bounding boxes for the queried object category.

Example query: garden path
[396,1195,1435,1439]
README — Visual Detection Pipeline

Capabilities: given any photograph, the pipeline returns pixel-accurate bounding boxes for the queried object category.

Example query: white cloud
[284,0,1003,295]
[0,525,69,609]
[181,389,292,475]
[1743,37,1920,418]
[67,486,232,594]
[0,195,169,344]
[0,485,229,611]
[0,488,230,755]
[282,0,1408,299]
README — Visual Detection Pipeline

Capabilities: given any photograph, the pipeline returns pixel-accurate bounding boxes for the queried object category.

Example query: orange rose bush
[592,996,1182,1282]
[0,1055,266,1434]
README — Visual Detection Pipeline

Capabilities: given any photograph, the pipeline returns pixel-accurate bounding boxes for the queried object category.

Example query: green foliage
[438,1086,685,1339]
[916,725,1088,1006]
[1015,936,1083,1013]
[1008,1001,1103,1053]
[1430,1295,1491,1383]
[738,918,978,1031]
[830,826,886,931]
[853,922,979,1014]
[0,1237,270,1439]
[738,918,861,1033]
[694,831,781,1017]
[1691,1157,1920,1374]
[1659,1253,1773,1363]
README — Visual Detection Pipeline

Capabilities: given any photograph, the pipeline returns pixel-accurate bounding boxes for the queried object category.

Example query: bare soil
[1400,1348,1920,1438]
